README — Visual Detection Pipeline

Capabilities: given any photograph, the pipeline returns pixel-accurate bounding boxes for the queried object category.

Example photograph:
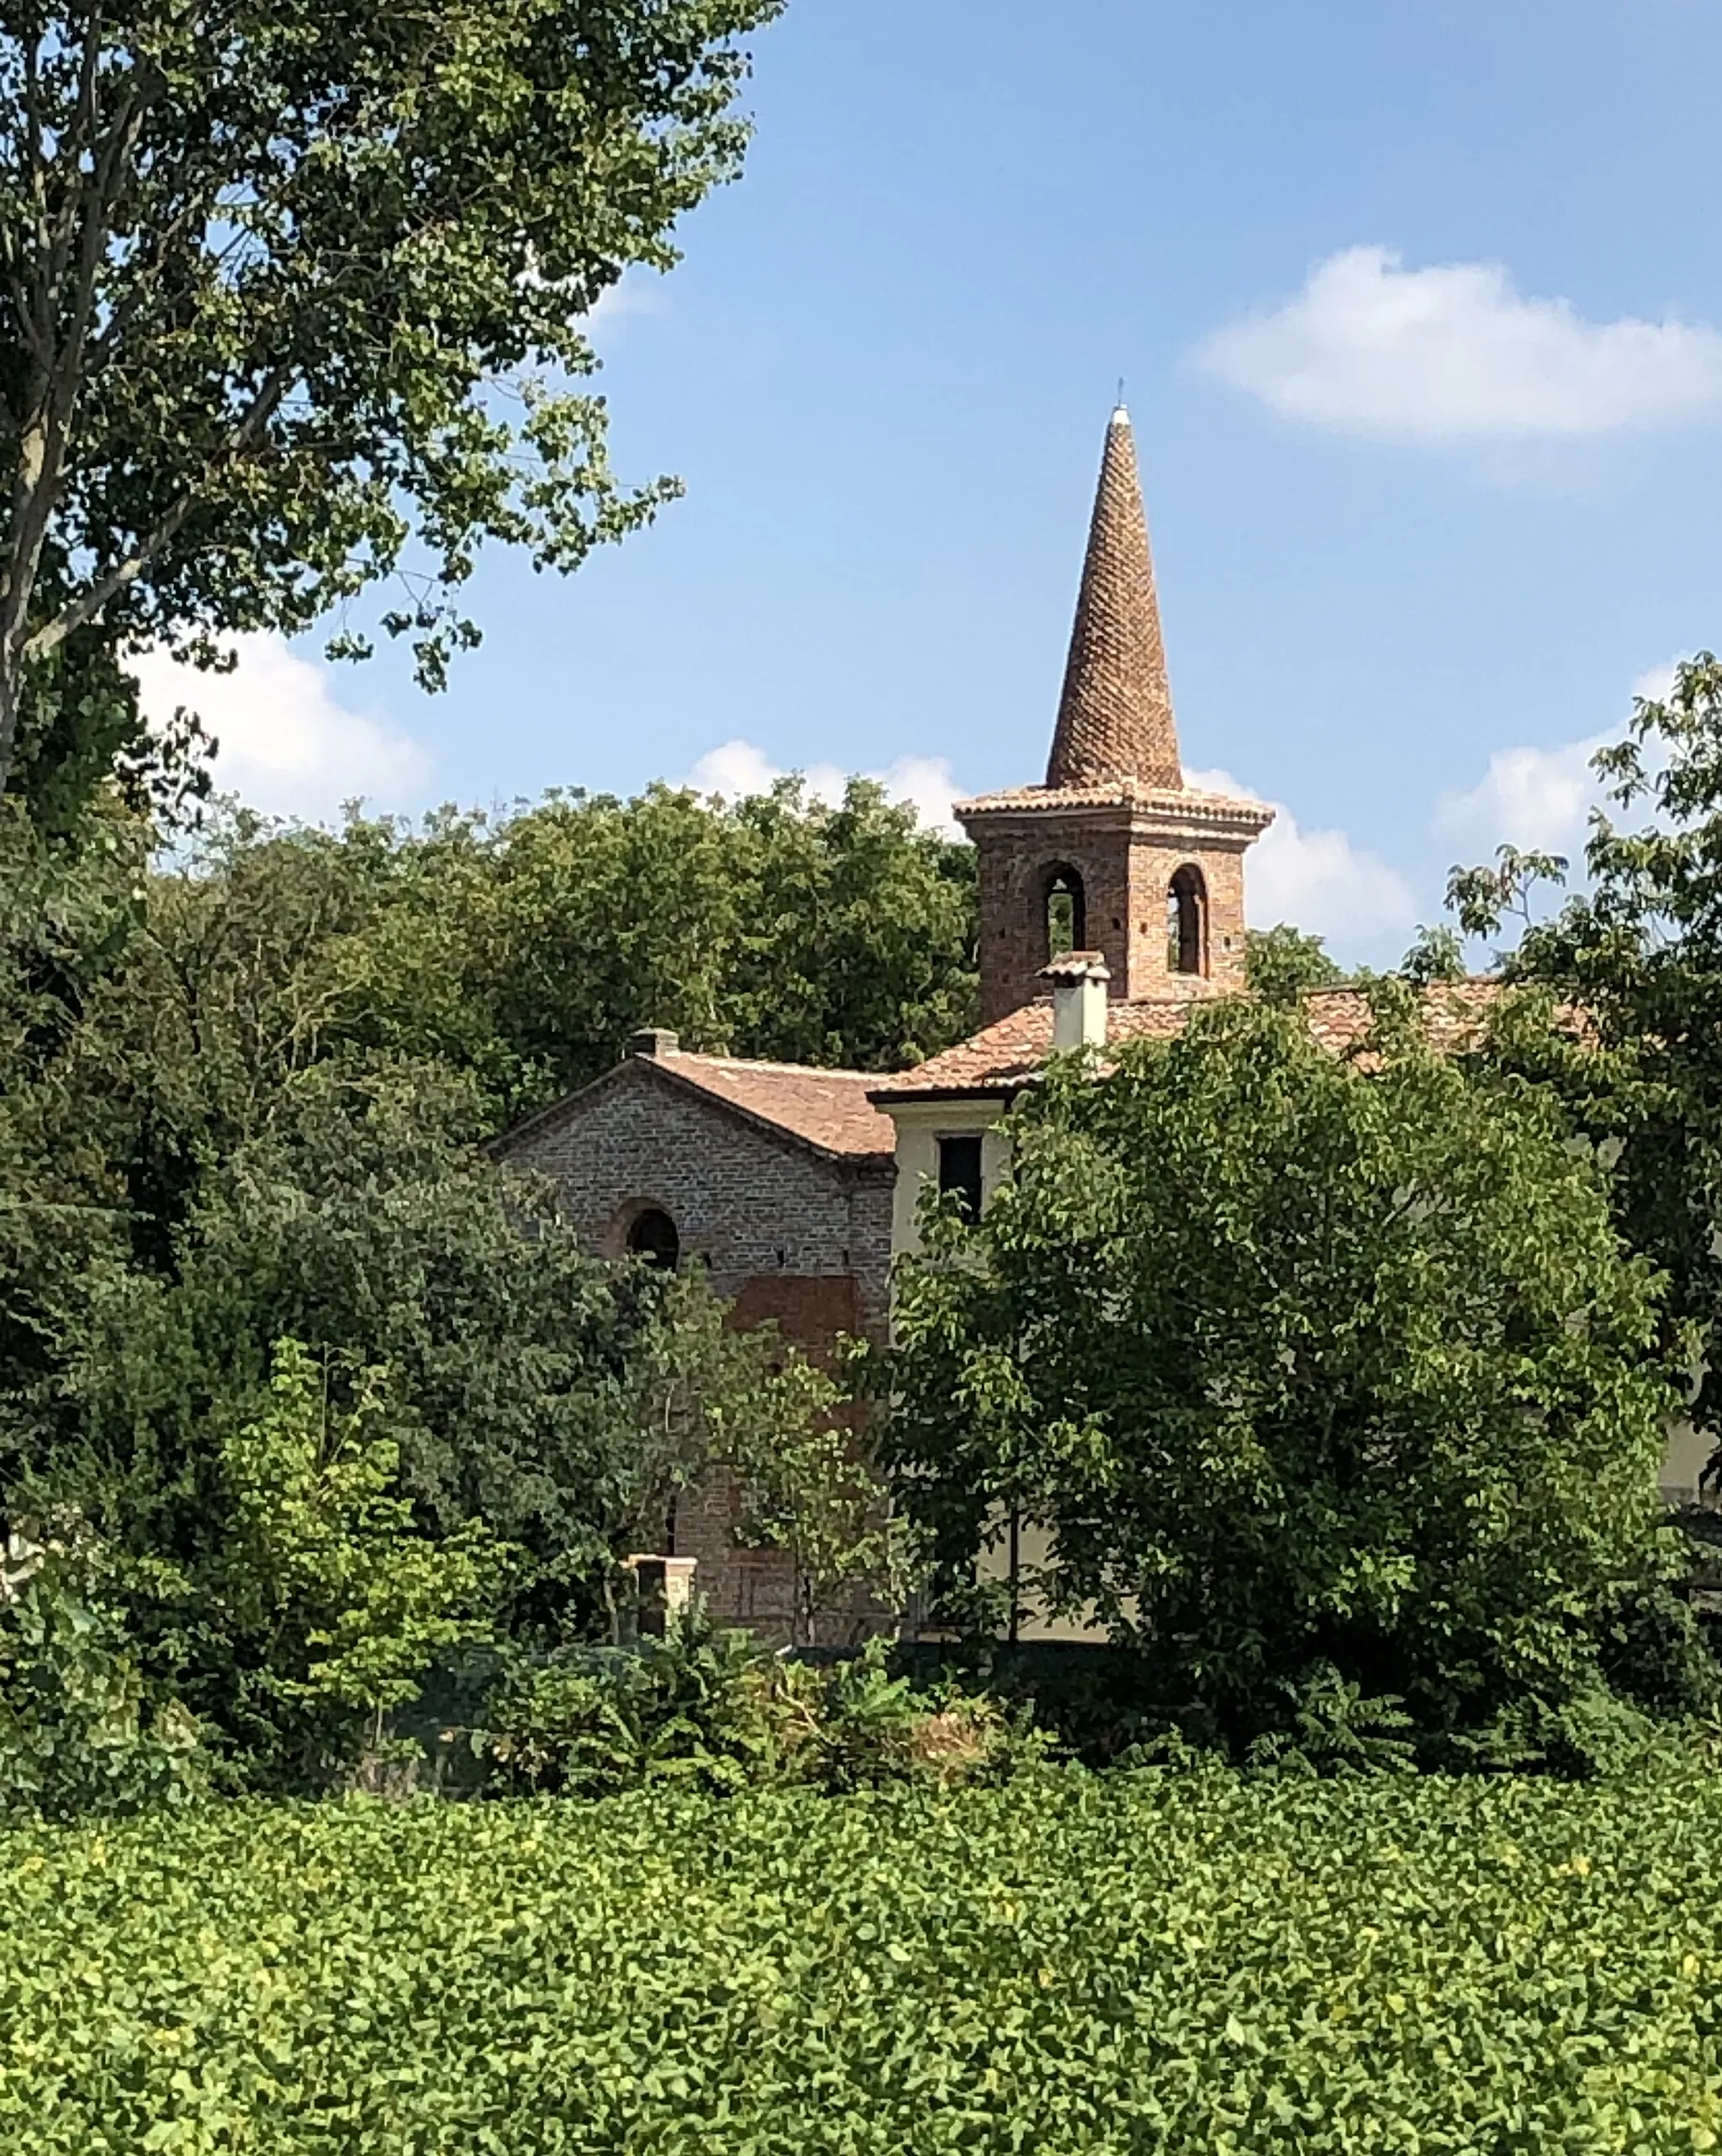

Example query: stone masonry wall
[501,1064,895,1641]
[975,817,1250,1023]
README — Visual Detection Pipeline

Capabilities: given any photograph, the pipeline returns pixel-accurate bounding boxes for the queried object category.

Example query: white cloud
[1189,766,1418,943]
[584,271,666,330]
[685,738,964,838]
[1434,658,1682,864]
[874,755,965,838]
[1198,246,1722,444]
[1434,736,1607,861]
[1634,659,1682,707]
[130,631,433,823]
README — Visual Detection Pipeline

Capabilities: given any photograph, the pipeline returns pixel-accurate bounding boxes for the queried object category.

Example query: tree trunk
[0,652,18,803]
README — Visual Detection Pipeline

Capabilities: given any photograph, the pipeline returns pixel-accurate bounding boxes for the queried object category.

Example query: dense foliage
[0,0,780,806]
[293,776,980,1102]
[1243,922,1346,1000]
[881,991,1706,1768]
[1450,655,1722,1491]
[0,773,969,1795]
[4,1766,1722,2149]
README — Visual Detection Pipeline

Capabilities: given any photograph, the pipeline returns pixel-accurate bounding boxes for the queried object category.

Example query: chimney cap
[628,1027,681,1059]
[1038,949,1112,985]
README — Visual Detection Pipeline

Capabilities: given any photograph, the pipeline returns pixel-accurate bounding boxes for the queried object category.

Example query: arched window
[626,1207,680,1271]
[1042,863,1086,961]
[1167,864,1207,976]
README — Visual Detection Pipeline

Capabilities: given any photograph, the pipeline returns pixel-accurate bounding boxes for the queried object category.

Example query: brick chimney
[1041,950,1111,1050]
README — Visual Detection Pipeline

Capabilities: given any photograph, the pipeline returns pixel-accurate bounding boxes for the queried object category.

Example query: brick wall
[501,1063,895,1642]
[508,1063,892,1320]
[974,811,1252,1023]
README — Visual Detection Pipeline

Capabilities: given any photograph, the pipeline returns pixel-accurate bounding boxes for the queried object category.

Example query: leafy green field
[3,1767,1720,2153]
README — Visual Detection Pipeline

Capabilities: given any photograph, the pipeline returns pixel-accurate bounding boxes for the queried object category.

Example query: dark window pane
[938,1134,984,1223]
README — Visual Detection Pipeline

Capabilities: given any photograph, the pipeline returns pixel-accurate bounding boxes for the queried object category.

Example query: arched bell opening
[1041,862,1086,962]
[1167,864,1208,977]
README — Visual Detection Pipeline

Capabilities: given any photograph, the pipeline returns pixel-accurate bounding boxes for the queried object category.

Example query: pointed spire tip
[1045,404,1181,792]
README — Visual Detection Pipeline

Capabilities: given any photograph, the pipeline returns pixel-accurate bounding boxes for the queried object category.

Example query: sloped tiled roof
[1300,982,1500,1058]
[652,1051,896,1161]
[869,980,1504,1102]
[493,1046,899,1166]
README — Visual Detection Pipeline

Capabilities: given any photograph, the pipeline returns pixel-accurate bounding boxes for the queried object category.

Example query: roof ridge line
[671,1051,884,1080]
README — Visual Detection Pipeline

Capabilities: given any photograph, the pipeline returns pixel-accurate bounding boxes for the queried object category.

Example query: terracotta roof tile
[955,778,1275,831]
[869,980,1504,1101]
[654,1052,896,1160]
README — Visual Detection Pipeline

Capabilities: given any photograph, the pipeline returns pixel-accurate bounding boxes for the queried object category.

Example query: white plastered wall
[1663,1419,1714,1505]
[884,1097,1012,1260]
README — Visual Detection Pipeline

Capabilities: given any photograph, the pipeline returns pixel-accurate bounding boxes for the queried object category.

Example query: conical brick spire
[1046,406,1181,790]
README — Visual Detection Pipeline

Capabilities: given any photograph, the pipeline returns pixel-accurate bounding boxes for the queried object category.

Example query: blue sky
[138,0,1722,966]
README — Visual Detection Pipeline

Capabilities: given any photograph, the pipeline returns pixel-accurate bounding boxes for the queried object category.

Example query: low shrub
[4,1766,1722,2149]
[474,1615,784,1795]
[473,1616,1043,1796]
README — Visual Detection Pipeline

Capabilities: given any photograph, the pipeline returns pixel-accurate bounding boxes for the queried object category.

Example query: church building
[494,404,1297,1635]
[495,408,1715,1636]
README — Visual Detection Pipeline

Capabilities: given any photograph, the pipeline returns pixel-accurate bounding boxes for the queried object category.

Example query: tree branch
[23,360,295,662]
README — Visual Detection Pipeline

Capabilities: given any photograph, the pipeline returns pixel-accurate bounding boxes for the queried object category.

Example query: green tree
[23,1063,740,1586]
[0,0,779,800]
[313,778,975,1107]
[0,1522,202,1818]
[5,1054,894,1763]
[1397,923,1468,986]
[879,993,1686,1766]
[5,619,208,837]
[1244,924,1345,1003]
[714,779,978,1072]
[0,800,148,1393]
[219,1338,503,1768]
[113,781,976,1134]
[1448,655,1722,1479]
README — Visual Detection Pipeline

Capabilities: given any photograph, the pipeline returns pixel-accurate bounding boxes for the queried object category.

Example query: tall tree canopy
[880,995,1694,1768]
[132,778,980,1129]
[0,776,975,1490]
[0,0,779,802]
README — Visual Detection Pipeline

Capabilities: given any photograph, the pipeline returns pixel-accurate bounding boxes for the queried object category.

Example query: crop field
[3,1766,1719,2153]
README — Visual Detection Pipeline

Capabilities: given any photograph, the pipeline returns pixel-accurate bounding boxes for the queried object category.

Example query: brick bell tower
[958,406,1274,1025]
